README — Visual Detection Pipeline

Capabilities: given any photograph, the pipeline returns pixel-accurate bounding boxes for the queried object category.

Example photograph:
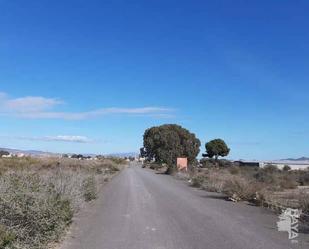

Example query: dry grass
[0,157,125,249]
[188,166,309,215]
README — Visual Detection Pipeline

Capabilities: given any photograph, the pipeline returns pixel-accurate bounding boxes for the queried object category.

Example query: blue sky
[0,0,308,159]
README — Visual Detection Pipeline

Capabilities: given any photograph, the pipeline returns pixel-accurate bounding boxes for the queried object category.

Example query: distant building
[1,154,12,158]
[234,160,260,167]
[16,153,25,158]
[261,161,309,170]
[234,160,309,170]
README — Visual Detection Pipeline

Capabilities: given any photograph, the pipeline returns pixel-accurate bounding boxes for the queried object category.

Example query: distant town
[1,147,308,170]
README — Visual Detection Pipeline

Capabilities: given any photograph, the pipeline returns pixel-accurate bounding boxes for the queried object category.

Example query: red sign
[177,158,188,171]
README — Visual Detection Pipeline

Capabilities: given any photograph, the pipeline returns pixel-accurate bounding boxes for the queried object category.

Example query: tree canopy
[0,150,10,157]
[204,139,230,160]
[142,124,201,165]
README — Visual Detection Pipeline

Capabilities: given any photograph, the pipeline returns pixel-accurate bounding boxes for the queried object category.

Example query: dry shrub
[0,172,73,249]
[298,192,309,215]
[165,164,178,175]
[298,170,309,186]
[202,170,228,192]
[190,169,266,203]
[0,225,15,249]
[278,174,298,190]
[191,175,205,188]
[0,157,124,249]
[228,166,240,175]
[222,175,265,203]
[190,164,308,210]
[83,176,97,202]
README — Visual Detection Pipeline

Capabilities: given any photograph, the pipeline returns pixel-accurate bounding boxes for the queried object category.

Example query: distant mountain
[281,157,309,161]
[0,147,138,158]
[0,147,59,157]
[106,152,138,158]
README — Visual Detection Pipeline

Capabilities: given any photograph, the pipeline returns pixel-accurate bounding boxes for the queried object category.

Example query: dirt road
[60,163,308,249]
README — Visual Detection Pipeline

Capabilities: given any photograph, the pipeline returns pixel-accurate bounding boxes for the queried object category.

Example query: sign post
[177,157,188,171]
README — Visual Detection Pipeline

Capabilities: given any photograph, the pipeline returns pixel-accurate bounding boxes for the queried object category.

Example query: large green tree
[204,139,230,160]
[142,124,201,166]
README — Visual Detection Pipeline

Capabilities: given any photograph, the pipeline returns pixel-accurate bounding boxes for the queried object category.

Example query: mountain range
[282,157,309,161]
[0,147,138,158]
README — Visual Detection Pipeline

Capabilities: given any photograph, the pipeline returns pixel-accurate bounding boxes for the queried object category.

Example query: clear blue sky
[0,0,308,160]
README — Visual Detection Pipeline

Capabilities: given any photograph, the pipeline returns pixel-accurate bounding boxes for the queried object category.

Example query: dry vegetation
[186,164,309,214]
[0,157,125,249]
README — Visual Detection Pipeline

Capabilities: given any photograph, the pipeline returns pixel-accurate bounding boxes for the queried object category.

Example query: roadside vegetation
[141,124,309,224]
[189,164,309,207]
[0,156,125,249]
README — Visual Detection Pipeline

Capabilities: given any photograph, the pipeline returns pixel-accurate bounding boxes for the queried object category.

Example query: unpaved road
[61,163,308,249]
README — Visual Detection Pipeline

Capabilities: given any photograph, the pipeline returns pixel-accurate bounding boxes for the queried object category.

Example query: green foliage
[142,124,201,166]
[204,139,230,160]
[283,165,291,171]
[140,147,147,158]
[200,158,232,168]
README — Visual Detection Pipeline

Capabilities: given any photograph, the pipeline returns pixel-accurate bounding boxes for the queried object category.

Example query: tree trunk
[215,155,219,167]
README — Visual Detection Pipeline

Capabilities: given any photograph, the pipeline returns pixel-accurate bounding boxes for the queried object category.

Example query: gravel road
[60,163,308,249]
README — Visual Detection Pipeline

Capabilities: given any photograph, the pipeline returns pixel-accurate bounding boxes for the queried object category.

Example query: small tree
[0,151,9,157]
[283,165,291,171]
[204,139,230,160]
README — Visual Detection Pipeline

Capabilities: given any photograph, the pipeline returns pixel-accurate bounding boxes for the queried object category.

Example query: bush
[283,165,291,171]
[106,157,126,165]
[298,171,309,186]
[228,166,240,175]
[0,173,73,249]
[278,174,298,189]
[165,164,178,175]
[149,163,163,170]
[201,170,228,193]
[222,175,259,201]
[199,158,216,168]
[0,225,15,248]
[191,175,205,188]
[83,176,97,202]
[218,159,233,167]
[263,164,279,173]
[0,157,122,249]
[254,168,276,184]
[200,158,233,168]
[297,192,309,215]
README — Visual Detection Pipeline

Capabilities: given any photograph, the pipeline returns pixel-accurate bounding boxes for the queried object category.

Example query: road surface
[61,163,308,249]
